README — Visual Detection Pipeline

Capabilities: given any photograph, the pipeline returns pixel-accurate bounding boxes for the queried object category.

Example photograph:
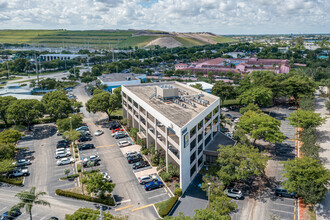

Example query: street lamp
[69,116,72,131]
[208,182,211,209]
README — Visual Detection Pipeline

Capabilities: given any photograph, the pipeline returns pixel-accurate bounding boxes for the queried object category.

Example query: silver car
[224,188,243,199]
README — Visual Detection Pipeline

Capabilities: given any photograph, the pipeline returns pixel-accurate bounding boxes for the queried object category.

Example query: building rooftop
[186,82,213,91]
[124,81,219,128]
[40,54,88,58]
[205,132,236,152]
[99,73,144,83]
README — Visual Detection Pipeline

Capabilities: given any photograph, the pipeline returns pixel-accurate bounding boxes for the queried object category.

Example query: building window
[198,156,203,167]
[198,120,203,130]
[205,135,211,147]
[190,138,196,151]
[133,101,138,109]
[122,92,127,98]
[198,133,203,143]
[205,112,212,122]
[198,144,203,155]
[190,164,196,177]
[213,106,219,115]
[190,126,196,137]
[128,96,132,103]
[128,104,132,110]
[206,155,217,164]
[213,117,218,125]
[190,151,196,164]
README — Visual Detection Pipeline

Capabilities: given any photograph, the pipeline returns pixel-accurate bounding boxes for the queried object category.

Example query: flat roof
[99,73,143,83]
[123,81,219,128]
[205,132,236,152]
[40,54,87,57]
[186,81,213,90]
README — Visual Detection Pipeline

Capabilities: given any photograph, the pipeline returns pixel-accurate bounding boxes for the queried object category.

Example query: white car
[56,148,71,153]
[57,157,74,166]
[221,107,229,112]
[138,174,158,184]
[119,140,131,147]
[7,168,29,177]
[83,155,100,162]
[112,131,123,137]
[234,118,239,123]
[56,151,72,159]
[94,130,104,136]
[224,188,243,199]
[102,172,112,182]
[125,151,139,158]
[13,159,31,167]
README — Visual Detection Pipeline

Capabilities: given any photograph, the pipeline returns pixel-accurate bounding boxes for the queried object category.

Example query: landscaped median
[155,196,179,217]
[60,174,79,180]
[55,189,115,206]
[0,176,24,186]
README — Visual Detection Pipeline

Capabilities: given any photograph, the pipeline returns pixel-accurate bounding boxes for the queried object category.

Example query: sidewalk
[315,87,330,220]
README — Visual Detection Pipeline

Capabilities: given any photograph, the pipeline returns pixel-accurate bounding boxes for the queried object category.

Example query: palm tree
[11,187,50,220]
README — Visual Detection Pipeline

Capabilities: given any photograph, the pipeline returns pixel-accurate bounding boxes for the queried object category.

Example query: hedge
[174,188,182,197]
[77,164,81,173]
[155,196,178,217]
[60,174,79,180]
[55,189,115,206]
[0,176,24,186]
[82,169,99,175]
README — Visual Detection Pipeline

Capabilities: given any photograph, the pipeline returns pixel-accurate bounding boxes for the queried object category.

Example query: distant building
[0,84,42,100]
[39,54,88,61]
[98,73,146,93]
[186,81,213,93]
[225,52,246,58]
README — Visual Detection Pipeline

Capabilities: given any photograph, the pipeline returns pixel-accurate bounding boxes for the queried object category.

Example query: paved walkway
[315,87,330,220]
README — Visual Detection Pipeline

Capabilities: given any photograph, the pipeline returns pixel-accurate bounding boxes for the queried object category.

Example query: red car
[112,128,122,133]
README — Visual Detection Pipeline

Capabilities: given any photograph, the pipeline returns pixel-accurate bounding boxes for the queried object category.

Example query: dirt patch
[146,37,183,48]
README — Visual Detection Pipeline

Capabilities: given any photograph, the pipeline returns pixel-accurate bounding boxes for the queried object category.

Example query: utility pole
[35,55,40,86]
[6,62,9,79]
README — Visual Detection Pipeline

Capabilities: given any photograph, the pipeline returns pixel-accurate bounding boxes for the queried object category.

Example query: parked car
[55,151,71,159]
[138,175,157,184]
[6,168,29,178]
[79,136,92,142]
[111,128,120,134]
[102,172,112,182]
[288,106,298,110]
[118,140,131,147]
[56,148,70,154]
[79,130,90,136]
[125,151,139,158]
[109,124,120,130]
[132,161,149,169]
[220,127,229,133]
[224,188,243,199]
[224,114,233,119]
[57,158,74,166]
[275,188,297,198]
[13,159,31,167]
[234,117,240,123]
[225,132,233,138]
[83,155,100,162]
[1,209,21,220]
[112,131,123,136]
[79,144,95,150]
[115,133,127,139]
[127,155,142,164]
[82,160,100,168]
[221,107,229,112]
[144,181,164,191]
[76,126,89,131]
[94,130,104,136]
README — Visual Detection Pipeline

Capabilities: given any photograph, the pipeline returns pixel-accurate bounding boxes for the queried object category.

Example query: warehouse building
[121,81,227,192]
[98,73,146,93]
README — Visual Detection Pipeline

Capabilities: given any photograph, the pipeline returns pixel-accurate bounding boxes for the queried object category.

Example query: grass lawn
[111,109,123,117]
[223,99,239,106]
[0,76,23,82]
[208,36,238,43]
[173,36,207,47]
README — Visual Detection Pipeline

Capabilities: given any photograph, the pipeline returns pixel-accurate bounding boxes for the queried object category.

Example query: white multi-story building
[121,81,224,192]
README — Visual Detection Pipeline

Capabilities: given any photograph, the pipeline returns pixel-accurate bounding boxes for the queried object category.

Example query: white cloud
[0,0,328,34]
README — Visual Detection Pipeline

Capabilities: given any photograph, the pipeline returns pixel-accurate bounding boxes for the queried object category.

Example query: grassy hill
[0,30,237,49]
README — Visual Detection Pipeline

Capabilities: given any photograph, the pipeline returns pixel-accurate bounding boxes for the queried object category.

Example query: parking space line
[96,144,115,148]
[131,204,154,212]
[119,199,131,204]
[273,202,295,208]
[0,207,7,212]
[271,209,295,215]
[148,193,168,200]
[115,205,134,211]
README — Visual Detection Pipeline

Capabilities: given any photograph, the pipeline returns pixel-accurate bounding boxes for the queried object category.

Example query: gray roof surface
[99,73,141,82]
[205,132,236,152]
[124,82,219,127]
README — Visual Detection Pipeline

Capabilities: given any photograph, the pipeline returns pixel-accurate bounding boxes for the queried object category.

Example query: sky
[0,0,329,35]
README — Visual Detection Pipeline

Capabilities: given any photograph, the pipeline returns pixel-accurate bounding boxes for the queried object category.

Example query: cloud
[0,0,328,34]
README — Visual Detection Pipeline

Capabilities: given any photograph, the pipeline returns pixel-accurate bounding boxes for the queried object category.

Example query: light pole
[69,116,72,131]
[208,182,211,209]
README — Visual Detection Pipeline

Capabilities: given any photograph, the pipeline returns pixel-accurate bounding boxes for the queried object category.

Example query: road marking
[0,207,7,212]
[96,144,115,148]
[273,202,295,208]
[114,205,134,211]
[167,193,171,197]
[132,204,154,212]
[148,193,168,200]
[119,199,131,204]
[271,209,295,215]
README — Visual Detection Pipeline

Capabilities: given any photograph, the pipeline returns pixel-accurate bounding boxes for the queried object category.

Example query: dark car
[1,209,21,219]
[144,181,164,191]
[79,136,92,142]
[57,140,70,148]
[275,188,297,198]
[79,144,95,150]
[82,160,100,168]
[225,114,233,119]
[220,127,229,133]
[132,161,149,169]
[127,155,142,164]
[109,124,120,130]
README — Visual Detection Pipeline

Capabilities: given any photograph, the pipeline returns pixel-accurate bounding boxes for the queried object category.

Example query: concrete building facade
[121,82,221,192]
[39,54,88,61]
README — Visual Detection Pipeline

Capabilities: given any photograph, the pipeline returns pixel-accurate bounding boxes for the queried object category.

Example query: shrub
[168,163,180,178]
[120,118,127,126]
[74,154,78,158]
[0,176,23,186]
[82,169,100,175]
[159,171,172,182]
[174,188,182,197]
[77,164,81,173]
[74,149,78,153]
[141,147,149,155]
[155,196,178,217]
[55,189,115,206]
[60,174,79,180]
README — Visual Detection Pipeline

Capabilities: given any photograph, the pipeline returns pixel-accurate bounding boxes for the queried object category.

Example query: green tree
[56,114,83,133]
[129,128,139,140]
[82,172,116,199]
[216,143,269,185]
[65,207,122,220]
[0,129,23,144]
[0,159,15,174]
[238,111,285,144]
[7,99,44,130]
[64,168,70,177]
[212,81,235,106]
[282,157,330,207]
[287,110,326,129]
[239,103,262,115]
[238,86,273,106]
[42,90,73,121]
[72,101,83,113]
[282,75,316,104]
[190,83,203,91]
[0,143,15,160]
[63,130,80,142]
[0,96,17,127]
[86,91,121,121]
[249,71,282,100]
[11,187,50,220]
